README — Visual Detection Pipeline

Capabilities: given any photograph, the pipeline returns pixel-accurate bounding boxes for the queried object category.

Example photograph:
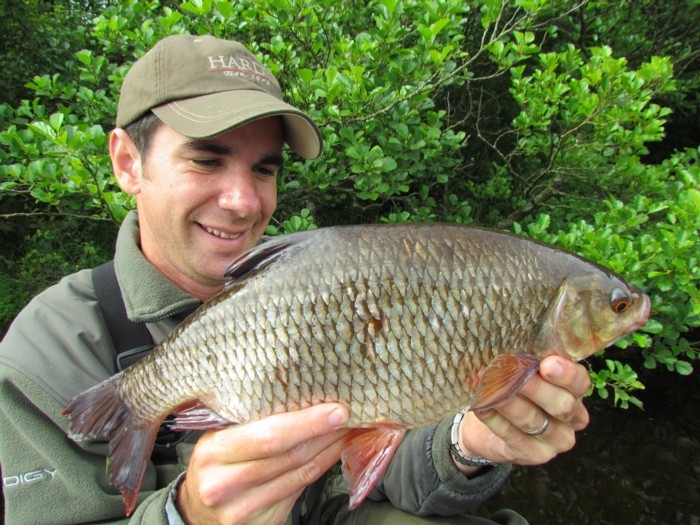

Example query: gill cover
[532,277,600,361]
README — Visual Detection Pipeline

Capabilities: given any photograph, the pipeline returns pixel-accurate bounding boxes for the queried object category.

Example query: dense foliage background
[1,0,698,408]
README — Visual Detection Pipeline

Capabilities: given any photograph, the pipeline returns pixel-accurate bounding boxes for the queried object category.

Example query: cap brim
[152,90,323,159]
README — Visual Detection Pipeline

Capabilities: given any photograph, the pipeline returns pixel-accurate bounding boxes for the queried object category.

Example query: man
[0,35,590,524]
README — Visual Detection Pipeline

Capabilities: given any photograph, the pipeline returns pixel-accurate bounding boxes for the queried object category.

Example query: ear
[110,128,142,195]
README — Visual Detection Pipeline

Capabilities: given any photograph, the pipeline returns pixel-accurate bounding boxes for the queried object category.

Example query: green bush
[0,218,115,332]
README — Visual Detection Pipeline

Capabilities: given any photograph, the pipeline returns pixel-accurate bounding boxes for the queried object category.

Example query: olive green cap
[116,34,322,159]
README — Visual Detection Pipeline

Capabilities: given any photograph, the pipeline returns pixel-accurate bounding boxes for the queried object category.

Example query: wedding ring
[524,416,550,436]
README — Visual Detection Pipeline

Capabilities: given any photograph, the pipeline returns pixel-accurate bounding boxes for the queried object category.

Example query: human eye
[180,140,228,171]
[192,158,222,170]
[254,163,281,179]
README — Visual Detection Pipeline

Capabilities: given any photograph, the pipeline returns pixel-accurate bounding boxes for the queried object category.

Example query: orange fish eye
[610,288,631,313]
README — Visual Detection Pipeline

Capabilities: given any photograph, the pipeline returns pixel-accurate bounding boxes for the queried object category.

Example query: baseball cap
[116,34,323,159]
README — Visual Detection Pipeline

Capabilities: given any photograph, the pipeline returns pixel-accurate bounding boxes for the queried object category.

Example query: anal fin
[340,427,407,510]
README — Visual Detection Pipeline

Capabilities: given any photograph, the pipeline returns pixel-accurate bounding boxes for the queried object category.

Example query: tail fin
[62,378,159,516]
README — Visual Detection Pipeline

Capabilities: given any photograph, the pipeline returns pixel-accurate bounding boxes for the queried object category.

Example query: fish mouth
[633,292,652,329]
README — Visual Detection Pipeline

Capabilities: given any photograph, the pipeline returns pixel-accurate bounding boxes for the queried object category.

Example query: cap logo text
[207,55,273,86]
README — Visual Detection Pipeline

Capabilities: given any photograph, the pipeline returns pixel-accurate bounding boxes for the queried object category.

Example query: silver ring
[524,416,550,436]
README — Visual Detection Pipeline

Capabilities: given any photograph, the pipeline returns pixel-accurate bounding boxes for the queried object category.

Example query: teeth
[205,226,241,240]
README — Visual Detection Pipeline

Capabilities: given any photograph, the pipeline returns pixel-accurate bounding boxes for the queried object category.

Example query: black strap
[91,260,154,371]
[91,260,184,462]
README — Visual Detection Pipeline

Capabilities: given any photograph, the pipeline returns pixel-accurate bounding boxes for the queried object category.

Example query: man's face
[134,117,283,300]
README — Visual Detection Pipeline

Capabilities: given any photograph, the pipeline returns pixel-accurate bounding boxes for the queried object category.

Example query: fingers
[516,356,590,429]
[539,355,592,398]
[206,403,349,462]
[482,394,548,438]
[471,407,574,466]
[178,403,351,525]
[202,430,348,524]
[458,356,592,468]
[197,427,348,501]
[457,406,562,467]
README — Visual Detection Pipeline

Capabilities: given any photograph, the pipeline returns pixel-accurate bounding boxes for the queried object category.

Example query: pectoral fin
[169,402,236,431]
[341,427,407,510]
[470,354,541,411]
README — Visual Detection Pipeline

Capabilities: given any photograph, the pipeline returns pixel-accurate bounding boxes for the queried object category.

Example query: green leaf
[642,319,663,334]
[27,121,55,139]
[49,113,64,132]
[380,157,398,171]
[76,50,92,66]
[675,361,694,376]
[215,0,233,17]
[681,188,700,213]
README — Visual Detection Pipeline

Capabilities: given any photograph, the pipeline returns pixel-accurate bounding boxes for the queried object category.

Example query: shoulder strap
[91,260,154,371]
[91,260,184,463]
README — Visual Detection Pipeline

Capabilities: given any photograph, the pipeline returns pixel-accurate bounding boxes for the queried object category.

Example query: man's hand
[454,355,591,472]
[177,403,350,525]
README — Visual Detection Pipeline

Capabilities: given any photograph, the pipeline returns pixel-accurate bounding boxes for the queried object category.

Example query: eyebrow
[180,140,284,166]
[181,139,232,156]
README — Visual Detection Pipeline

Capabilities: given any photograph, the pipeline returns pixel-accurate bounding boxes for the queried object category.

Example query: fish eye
[610,288,631,313]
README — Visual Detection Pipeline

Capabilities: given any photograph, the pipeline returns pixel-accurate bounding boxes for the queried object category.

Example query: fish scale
[63,223,650,515]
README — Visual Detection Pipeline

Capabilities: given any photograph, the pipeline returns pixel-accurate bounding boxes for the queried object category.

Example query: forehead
[156,116,285,152]
[215,116,285,141]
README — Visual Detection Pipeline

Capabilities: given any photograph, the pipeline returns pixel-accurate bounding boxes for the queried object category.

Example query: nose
[217,170,263,219]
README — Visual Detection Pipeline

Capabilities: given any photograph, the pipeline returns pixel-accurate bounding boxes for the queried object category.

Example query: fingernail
[328,407,348,429]
[546,360,564,379]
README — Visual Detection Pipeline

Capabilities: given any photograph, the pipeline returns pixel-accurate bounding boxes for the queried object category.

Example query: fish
[62,223,650,515]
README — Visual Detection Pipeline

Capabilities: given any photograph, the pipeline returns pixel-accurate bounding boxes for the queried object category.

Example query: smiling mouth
[203,225,242,240]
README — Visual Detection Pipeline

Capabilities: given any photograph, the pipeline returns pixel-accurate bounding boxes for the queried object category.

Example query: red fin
[341,427,407,510]
[170,402,236,431]
[471,354,540,411]
[62,378,159,516]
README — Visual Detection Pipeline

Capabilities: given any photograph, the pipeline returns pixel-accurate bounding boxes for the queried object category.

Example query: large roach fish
[63,224,650,515]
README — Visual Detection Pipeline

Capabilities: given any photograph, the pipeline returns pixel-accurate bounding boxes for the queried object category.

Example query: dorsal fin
[223,229,319,289]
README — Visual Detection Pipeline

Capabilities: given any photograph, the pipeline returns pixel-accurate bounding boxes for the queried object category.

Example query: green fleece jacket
[0,211,510,525]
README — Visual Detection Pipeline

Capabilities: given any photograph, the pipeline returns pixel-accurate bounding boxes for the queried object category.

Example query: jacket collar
[114,211,201,322]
